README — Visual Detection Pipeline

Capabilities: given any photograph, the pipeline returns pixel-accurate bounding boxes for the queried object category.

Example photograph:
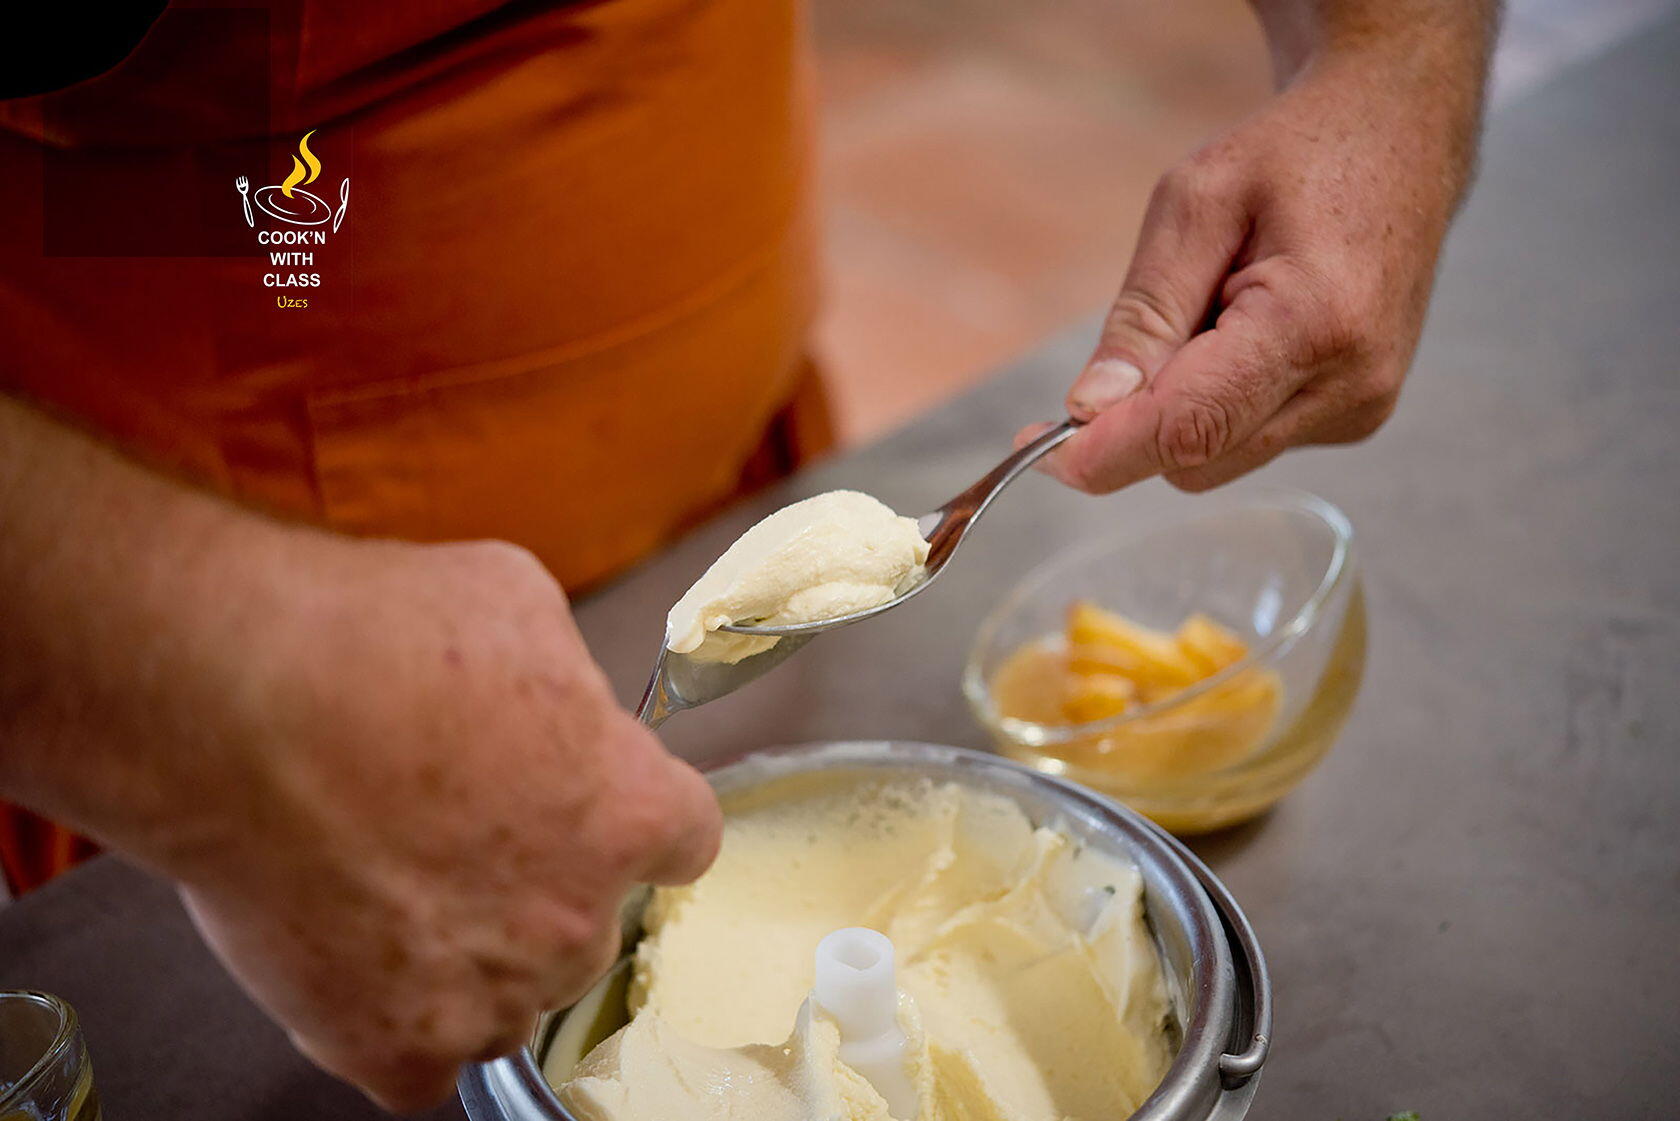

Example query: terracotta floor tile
[815,203,1041,437]
[812,1,1270,441]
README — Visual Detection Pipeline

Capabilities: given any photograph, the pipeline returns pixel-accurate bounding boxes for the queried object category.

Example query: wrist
[1252,1,1498,87]
[22,507,335,884]
[1245,26,1490,222]
[133,521,370,885]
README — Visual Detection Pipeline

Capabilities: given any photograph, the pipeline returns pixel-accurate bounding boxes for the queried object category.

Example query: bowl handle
[1148,825,1273,1090]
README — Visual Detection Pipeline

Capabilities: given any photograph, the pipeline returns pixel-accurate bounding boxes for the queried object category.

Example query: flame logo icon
[236,130,350,231]
[280,130,322,198]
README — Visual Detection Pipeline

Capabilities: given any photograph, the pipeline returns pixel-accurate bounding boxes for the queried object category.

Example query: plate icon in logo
[254,185,331,225]
[236,129,349,229]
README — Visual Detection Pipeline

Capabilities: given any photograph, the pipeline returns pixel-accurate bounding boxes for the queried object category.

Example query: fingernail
[1069,359,1144,419]
[1012,422,1053,451]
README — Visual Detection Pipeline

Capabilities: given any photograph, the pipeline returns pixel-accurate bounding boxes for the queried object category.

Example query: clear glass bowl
[0,991,100,1121]
[962,489,1365,834]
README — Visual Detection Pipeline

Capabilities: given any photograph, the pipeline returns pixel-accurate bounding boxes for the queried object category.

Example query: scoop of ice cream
[559,996,930,1121]
[593,779,1174,1121]
[665,490,929,664]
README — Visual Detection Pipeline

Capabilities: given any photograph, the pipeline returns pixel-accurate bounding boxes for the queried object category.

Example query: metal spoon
[635,417,1080,727]
[723,417,1081,637]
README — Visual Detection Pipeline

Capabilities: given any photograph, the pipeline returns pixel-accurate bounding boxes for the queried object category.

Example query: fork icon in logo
[235,176,254,228]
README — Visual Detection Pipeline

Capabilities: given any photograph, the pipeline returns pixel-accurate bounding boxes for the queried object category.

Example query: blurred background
[814,0,1680,445]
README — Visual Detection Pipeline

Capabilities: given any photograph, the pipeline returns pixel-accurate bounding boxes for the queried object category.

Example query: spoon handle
[922,418,1081,566]
[635,646,674,728]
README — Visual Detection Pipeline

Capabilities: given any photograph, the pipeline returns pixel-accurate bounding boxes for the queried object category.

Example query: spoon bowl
[634,418,1079,727]
[719,418,1080,638]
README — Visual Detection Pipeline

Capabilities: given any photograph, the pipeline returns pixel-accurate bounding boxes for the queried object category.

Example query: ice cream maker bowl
[459,741,1270,1121]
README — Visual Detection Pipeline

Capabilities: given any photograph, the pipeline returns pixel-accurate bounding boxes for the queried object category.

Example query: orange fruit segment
[1067,602,1202,686]
[1061,672,1136,723]
[1175,613,1250,674]
[989,601,1282,783]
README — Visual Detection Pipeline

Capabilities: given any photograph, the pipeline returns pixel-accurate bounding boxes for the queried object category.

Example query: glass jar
[0,991,100,1121]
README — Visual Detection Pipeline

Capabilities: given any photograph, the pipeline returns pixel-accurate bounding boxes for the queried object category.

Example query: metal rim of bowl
[458,741,1269,1121]
[961,487,1356,748]
[0,990,78,1112]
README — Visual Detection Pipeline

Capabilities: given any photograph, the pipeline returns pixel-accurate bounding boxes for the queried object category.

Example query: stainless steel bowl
[459,741,1271,1121]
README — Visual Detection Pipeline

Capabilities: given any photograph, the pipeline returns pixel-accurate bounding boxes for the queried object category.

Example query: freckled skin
[1023,0,1501,495]
[163,539,721,1112]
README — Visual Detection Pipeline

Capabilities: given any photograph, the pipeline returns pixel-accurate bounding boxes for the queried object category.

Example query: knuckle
[540,909,621,1009]
[618,796,680,868]
[1370,387,1400,425]
[1150,164,1194,210]
[471,539,547,581]
[587,918,623,979]
[1336,371,1400,436]
[1317,293,1366,361]
[500,896,579,963]
[529,906,619,1009]
[1319,386,1397,444]
[1156,393,1235,470]
[632,770,717,880]
[592,793,679,884]
[546,899,611,962]
[1156,153,1230,209]
[1348,391,1399,440]
[1341,415,1382,442]
[1106,284,1183,347]
[664,768,722,871]
[435,538,555,599]
[1293,265,1376,366]
[1353,371,1401,412]
[1252,255,1369,370]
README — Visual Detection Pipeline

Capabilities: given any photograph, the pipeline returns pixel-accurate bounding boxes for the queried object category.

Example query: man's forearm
[0,394,305,867]
[1250,0,1501,199]
[1251,0,1501,83]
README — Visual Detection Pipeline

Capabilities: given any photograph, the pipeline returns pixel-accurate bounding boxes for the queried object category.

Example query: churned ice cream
[665,490,929,664]
[555,778,1176,1121]
[560,995,926,1121]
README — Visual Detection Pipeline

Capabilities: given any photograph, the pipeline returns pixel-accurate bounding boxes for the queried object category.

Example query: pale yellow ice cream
[560,996,929,1121]
[665,490,929,664]
[555,778,1175,1121]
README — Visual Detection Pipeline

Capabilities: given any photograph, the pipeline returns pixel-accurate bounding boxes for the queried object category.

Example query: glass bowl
[962,489,1365,834]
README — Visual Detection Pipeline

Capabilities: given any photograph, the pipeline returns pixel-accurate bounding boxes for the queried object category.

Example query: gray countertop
[5,16,1678,1121]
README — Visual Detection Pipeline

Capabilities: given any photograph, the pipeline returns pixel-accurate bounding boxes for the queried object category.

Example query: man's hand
[174,537,720,1111]
[1022,1,1498,493]
[0,397,720,1111]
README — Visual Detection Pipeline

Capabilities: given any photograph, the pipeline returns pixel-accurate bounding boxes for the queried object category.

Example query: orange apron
[0,0,827,893]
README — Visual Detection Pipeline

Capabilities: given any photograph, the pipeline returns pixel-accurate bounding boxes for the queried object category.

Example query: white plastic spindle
[813,928,918,1120]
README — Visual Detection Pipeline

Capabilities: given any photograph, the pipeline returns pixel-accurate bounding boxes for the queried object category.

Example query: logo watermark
[235,130,350,306]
